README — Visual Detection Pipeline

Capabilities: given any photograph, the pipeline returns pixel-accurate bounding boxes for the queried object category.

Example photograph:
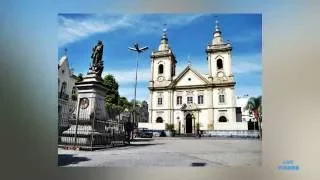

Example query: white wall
[212,87,235,107]
[172,89,207,109]
[236,96,254,122]
[151,90,170,110]
[214,122,248,130]
[150,109,170,124]
[175,70,206,87]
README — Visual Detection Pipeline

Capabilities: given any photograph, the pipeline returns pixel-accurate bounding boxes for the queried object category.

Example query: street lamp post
[128,43,148,139]
[192,114,195,134]
[177,116,180,135]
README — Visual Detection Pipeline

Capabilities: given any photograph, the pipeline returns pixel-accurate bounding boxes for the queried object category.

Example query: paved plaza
[58,137,261,167]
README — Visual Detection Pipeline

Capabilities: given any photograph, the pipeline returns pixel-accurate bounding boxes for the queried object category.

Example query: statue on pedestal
[89,40,104,77]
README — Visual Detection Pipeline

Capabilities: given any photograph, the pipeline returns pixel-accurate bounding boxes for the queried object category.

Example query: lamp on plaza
[192,114,195,134]
[177,116,180,135]
[128,43,148,139]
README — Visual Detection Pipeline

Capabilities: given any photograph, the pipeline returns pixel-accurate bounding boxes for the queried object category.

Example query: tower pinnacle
[158,23,169,51]
[212,16,224,45]
[187,55,191,66]
[64,48,68,56]
[215,18,221,33]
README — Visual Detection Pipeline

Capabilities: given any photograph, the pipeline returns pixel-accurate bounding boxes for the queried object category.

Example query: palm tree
[244,96,262,140]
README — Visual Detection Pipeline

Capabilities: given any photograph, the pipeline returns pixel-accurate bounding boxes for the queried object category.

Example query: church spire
[64,48,68,57]
[212,16,224,45]
[58,48,69,67]
[215,18,221,33]
[158,24,169,51]
[187,55,192,66]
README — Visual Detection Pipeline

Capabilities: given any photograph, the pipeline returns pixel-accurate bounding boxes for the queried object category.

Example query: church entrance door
[186,114,193,133]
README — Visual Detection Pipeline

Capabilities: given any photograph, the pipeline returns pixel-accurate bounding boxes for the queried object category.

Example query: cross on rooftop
[64,48,68,56]
[187,55,191,65]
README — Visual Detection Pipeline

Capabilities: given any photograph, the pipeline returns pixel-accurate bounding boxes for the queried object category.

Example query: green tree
[103,74,121,118]
[244,95,262,139]
[119,96,133,111]
[77,73,83,82]
[130,99,141,107]
[71,87,77,101]
[103,74,120,105]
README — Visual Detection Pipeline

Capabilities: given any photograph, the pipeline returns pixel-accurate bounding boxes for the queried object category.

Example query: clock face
[157,76,165,82]
[80,98,89,109]
[217,72,224,78]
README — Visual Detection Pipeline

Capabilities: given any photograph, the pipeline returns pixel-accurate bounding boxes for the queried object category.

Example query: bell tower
[149,25,177,88]
[206,18,233,81]
[206,17,237,126]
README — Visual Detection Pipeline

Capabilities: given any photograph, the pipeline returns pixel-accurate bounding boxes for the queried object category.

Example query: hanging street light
[128,43,148,139]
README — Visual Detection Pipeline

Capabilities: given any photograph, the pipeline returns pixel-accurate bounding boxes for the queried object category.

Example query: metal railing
[58,97,126,150]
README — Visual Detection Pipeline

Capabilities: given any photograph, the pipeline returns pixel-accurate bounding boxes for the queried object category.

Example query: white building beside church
[236,95,254,122]
[147,20,248,134]
[58,52,78,131]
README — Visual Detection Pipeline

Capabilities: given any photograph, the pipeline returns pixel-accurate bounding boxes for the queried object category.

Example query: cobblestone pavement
[58,137,261,167]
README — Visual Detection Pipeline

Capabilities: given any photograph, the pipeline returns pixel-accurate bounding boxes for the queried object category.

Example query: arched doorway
[186,114,193,133]
[218,116,227,122]
[156,117,163,123]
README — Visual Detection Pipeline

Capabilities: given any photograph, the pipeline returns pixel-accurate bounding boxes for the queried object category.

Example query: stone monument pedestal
[60,72,108,149]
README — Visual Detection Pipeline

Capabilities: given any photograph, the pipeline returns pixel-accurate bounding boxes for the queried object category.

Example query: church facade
[148,20,247,133]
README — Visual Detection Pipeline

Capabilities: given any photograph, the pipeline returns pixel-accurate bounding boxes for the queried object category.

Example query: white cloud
[102,68,151,84]
[162,14,208,26]
[58,14,208,47]
[58,15,134,47]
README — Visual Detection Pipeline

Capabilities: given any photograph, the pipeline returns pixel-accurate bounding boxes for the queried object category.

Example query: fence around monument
[58,97,126,150]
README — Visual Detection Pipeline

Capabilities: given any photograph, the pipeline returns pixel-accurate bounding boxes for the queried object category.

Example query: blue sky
[58,13,262,101]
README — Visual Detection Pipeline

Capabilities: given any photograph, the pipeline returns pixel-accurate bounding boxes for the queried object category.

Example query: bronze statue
[89,40,104,77]
[91,40,103,65]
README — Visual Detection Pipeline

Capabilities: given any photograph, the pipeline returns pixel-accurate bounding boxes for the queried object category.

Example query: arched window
[60,82,67,98]
[219,94,225,103]
[156,117,163,123]
[71,87,76,94]
[219,116,227,122]
[217,59,223,69]
[71,87,77,101]
[158,64,164,74]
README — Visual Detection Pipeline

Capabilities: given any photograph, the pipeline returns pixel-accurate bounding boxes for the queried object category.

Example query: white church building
[146,20,248,134]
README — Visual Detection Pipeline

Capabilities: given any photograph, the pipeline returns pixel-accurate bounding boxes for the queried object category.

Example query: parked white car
[153,132,161,137]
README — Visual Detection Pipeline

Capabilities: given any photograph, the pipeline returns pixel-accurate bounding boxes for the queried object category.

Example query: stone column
[149,91,153,123]
[207,88,214,130]
[170,90,174,125]
[230,87,236,122]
